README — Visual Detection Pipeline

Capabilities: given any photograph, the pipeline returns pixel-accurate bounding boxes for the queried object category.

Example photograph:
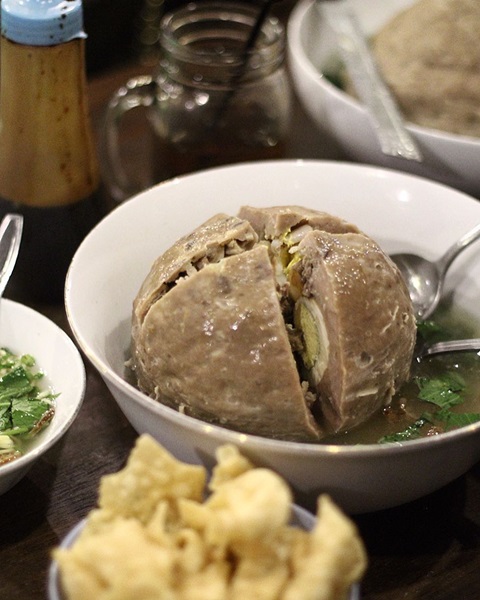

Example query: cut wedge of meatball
[133,213,258,326]
[292,229,416,432]
[132,243,323,441]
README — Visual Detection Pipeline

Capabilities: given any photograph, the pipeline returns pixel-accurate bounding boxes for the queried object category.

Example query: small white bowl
[47,507,361,600]
[0,299,85,495]
[65,160,480,514]
[287,0,480,198]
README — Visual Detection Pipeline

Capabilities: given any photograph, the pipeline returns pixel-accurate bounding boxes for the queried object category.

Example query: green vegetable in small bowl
[0,348,58,464]
[0,299,85,495]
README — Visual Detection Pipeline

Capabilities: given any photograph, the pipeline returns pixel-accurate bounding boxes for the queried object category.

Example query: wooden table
[2,26,480,600]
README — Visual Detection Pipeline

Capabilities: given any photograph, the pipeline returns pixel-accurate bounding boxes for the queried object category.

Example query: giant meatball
[130,206,416,442]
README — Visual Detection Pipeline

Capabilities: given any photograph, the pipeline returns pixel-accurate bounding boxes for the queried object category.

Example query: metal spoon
[417,338,480,361]
[0,214,23,298]
[391,222,480,321]
[318,0,422,161]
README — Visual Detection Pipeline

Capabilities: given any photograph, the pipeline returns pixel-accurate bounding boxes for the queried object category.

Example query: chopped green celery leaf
[1,426,29,436]
[20,354,36,368]
[415,372,465,409]
[438,412,480,429]
[0,367,34,401]
[0,349,27,370]
[0,350,55,456]
[0,347,14,360]
[11,398,52,432]
[0,351,39,376]
[0,400,11,432]
[0,358,15,371]
[416,320,449,343]
[378,416,431,444]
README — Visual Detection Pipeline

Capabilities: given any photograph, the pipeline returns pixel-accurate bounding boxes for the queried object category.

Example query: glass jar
[103,1,291,201]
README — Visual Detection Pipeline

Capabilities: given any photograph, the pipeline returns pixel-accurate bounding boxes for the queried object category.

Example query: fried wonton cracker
[53,435,367,600]
[97,433,205,523]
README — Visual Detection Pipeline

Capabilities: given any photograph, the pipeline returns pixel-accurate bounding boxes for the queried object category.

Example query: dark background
[84,0,297,73]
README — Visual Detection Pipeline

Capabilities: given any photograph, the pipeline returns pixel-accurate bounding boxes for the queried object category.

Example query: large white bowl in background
[0,300,86,495]
[287,0,480,198]
[65,160,480,514]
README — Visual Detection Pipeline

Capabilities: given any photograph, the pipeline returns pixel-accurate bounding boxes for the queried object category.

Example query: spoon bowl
[391,222,480,320]
[390,253,439,321]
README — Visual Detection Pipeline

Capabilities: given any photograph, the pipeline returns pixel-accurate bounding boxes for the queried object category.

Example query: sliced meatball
[132,244,323,441]
[292,229,416,432]
[130,205,416,442]
[133,213,258,326]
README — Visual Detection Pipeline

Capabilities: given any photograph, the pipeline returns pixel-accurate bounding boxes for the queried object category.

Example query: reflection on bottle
[0,0,108,304]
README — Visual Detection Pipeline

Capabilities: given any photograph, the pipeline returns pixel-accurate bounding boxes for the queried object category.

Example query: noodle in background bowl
[287,0,480,198]
[65,160,480,514]
[0,299,85,495]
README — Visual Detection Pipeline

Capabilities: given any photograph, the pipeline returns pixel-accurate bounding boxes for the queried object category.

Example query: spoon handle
[318,0,422,162]
[0,214,23,298]
[437,222,480,276]
[419,338,480,359]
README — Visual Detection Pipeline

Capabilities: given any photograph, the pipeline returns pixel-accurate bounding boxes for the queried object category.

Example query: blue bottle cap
[1,0,87,46]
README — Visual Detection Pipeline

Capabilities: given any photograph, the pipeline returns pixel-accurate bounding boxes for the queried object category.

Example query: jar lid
[1,0,87,46]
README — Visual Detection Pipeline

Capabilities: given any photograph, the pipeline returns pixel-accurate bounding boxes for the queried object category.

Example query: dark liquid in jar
[152,135,286,182]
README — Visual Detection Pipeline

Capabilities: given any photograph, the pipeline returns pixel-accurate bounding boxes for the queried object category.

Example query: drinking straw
[212,0,282,127]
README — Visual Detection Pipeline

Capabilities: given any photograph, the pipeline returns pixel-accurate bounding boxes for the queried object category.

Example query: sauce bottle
[0,0,107,304]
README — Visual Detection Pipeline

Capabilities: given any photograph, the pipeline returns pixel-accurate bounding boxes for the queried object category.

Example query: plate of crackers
[48,435,366,599]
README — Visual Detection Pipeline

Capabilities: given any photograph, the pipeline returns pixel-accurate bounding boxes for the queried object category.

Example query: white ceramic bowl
[287,0,480,198]
[65,160,480,514]
[0,299,85,495]
[47,507,361,600]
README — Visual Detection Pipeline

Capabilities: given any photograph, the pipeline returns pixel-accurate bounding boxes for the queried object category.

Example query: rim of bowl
[287,0,480,147]
[0,299,86,477]
[64,161,480,461]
